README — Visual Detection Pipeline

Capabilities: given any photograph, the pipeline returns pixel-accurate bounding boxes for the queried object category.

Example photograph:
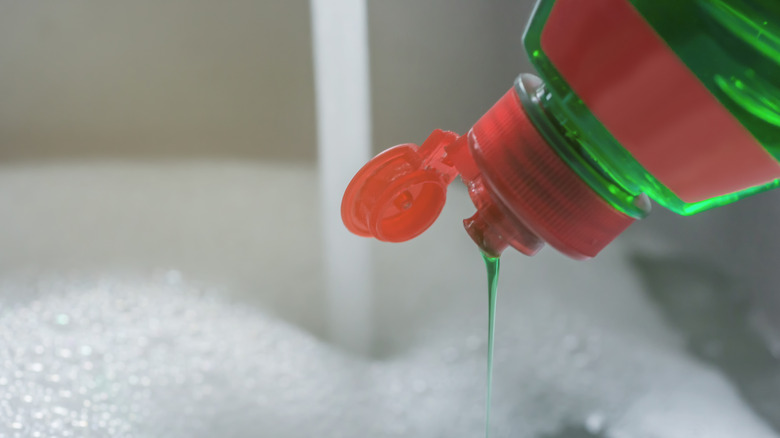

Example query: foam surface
[0,162,777,437]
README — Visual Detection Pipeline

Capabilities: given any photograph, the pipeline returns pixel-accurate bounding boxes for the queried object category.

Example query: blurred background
[0,0,534,161]
[1,1,780,437]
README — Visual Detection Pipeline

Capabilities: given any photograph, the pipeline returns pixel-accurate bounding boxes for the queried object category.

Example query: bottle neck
[515,75,650,219]
[452,74,647,259]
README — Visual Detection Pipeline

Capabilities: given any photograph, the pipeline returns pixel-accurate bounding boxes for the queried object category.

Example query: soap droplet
[10,421,22,429]
[585,412,606,434]
[29,363,43,373]
[55,314,70,325]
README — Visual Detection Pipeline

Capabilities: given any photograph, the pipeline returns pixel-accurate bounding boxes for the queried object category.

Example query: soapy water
[633,255,780,435]
[0,270,778,438]
[0,163,778,437]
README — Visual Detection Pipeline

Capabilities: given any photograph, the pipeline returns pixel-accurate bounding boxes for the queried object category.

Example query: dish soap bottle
[341,0,780,259]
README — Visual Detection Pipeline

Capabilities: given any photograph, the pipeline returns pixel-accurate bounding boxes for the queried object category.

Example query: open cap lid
[341,130,460,242]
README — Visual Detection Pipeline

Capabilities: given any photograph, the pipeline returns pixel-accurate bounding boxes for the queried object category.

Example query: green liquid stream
[482,253,500,438]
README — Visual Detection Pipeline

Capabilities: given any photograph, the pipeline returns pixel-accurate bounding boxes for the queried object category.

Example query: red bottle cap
[341,78,638,259]
[459,84,637,259]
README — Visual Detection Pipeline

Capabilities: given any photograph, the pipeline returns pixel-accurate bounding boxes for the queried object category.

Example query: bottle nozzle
[462,174,544,258]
